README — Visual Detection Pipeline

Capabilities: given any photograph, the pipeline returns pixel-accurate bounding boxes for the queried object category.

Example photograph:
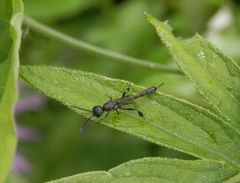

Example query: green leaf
[19,65,240,169]
[146,13,240,135]
[46,158,237,183]
[0,0,23,182]
[224,173,240,183]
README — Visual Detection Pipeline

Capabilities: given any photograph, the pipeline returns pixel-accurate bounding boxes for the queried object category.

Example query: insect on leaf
[20,66,240,169]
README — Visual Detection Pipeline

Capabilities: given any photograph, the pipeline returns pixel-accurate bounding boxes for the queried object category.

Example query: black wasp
[72,83,164,130]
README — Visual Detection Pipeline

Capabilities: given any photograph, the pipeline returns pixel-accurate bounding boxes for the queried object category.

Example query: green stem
[23,15,182,75]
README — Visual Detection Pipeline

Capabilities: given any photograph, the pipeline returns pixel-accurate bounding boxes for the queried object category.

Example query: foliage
[2,0,240,182]
[0,0,23,182]
[19,13,240,183]
[47,158,237,183]
[146,13,240,134]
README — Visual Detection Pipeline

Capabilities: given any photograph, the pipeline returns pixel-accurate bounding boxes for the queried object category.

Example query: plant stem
[23,15,182,75]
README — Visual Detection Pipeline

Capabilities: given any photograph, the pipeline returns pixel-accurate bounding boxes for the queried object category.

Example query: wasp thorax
[103,101,117,111]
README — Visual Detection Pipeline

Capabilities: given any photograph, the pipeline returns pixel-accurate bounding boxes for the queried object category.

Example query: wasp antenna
[157,82,165,89]
[71,106,91,112]
[80,115,94,131]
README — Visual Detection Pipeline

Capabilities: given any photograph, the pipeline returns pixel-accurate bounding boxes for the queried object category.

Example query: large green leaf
[0,0,23,182]
[47,158,237,183]
[146,13,240,135]
[20,65,240,169]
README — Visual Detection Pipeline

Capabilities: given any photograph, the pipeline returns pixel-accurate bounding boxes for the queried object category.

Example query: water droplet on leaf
[74,77,78,81]
[124,171,131,176]
[198,51,205,60]
[165,41,172,47]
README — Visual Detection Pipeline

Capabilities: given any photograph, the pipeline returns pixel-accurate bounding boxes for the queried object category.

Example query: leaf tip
[145,13,173,35]
[143,11,153,22]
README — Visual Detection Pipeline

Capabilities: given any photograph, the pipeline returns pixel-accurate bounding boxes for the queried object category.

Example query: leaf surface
[20,65,240,169]
[0,0,23,182]
[146,13,240,135]
[46,158,237,183]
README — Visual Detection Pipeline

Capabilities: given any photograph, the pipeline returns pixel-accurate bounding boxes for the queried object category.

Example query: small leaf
[46,158,237,183]
[0,0,23,182]
[146,13,240,135]
[20,66,240,168]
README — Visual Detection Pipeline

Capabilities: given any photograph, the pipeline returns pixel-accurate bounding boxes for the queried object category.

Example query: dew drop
[74,77,78,81]
[124,171,131,176]
[209,62,216,68]
[198,50,205,60]
[212,52,217,59]
[177,36,184,41]
[163,20,169,24]
[165,41,172,47]
[158,30,164,36]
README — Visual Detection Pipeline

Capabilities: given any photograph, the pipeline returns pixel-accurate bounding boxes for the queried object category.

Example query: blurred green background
[7,0,240,182]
